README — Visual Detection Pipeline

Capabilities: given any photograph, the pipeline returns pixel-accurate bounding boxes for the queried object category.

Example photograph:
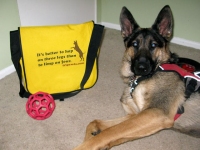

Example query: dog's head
[120,5,175,78]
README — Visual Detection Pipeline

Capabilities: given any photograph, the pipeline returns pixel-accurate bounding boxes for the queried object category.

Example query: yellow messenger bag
[10,21,104,100]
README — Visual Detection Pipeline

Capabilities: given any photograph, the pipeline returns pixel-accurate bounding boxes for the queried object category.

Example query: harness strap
[159,64,200,81]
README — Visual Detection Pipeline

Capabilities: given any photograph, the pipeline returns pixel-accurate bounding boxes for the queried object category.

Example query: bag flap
[19,21,94,94]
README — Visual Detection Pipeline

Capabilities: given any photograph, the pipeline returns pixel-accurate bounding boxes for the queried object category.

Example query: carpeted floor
[0,28,200,150]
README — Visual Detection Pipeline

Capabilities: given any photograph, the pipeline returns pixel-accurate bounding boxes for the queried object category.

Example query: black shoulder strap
[80,24,104,89]
[10,30,30,98]
[53,24,104,100]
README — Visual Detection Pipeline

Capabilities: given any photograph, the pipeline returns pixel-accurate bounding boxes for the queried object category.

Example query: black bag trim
[80,24,104,89]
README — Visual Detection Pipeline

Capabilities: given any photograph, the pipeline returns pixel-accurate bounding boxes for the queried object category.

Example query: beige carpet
[0,28,200,150]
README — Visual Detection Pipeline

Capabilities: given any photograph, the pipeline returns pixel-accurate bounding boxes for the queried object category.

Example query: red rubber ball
[26,92,56,120]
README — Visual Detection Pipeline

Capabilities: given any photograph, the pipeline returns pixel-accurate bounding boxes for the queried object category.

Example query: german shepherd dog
[74,5,200,150]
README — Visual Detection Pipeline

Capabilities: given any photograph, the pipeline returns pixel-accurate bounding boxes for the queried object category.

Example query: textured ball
[26,92,56,120]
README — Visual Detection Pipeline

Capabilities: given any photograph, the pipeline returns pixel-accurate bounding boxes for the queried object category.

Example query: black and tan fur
[74,5,200,150]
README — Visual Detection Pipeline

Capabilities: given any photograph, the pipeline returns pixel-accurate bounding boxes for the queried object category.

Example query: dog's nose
[132,57,152,76]
[137,57,148,73]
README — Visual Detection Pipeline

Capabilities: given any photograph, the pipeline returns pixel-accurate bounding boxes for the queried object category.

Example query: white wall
[17,0,96,26]
[0,0,97,80]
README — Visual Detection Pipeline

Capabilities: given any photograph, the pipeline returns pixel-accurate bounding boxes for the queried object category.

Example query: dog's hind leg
[74,108,174,150]
[173,93,200,137]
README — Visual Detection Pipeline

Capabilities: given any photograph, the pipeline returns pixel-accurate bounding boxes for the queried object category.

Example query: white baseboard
[100,22,200,50]
[101,22,121,30]
[171,37,200,50]
[0,65,16,80]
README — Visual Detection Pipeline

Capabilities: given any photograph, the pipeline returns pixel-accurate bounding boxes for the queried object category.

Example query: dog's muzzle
[131,57,154,76]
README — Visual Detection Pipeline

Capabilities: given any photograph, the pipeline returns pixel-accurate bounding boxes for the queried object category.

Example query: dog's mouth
[131,57,155,76]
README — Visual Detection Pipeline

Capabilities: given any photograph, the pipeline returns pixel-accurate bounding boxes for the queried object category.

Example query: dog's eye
[151,42,157,48]
[132,41,138,47]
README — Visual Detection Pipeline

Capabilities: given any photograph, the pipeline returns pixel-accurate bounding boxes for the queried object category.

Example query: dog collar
[129,79,138,95]
[129,75,152,96]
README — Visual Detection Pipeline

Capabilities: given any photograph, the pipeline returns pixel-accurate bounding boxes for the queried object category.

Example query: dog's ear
[120,6,139,38]
[152,5,173,41]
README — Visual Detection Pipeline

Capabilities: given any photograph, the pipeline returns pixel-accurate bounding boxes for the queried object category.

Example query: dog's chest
[131,83,149,112]
[129,72,185,113]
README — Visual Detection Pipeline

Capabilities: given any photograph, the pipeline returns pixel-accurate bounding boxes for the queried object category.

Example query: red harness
[159,64,200,120]
[159,64,200,82]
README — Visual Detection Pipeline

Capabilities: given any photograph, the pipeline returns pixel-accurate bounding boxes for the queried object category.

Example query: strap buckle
[129,79,138,96]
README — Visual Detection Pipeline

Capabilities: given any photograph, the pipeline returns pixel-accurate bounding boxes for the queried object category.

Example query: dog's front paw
[91,129,101,136]
[84,120,102,141]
